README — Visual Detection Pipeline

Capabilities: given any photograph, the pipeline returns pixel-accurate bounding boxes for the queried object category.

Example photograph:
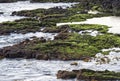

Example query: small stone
[70,62,78,66]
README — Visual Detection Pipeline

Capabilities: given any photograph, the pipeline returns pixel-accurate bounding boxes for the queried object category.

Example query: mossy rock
[0,18,41,35]
[57,69,120,80]
[69,24,109,33]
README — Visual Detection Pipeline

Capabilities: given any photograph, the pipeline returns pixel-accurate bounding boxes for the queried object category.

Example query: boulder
[57,70,77,79]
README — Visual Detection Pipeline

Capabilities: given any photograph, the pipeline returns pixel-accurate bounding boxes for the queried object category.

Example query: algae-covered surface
[0,0,120,81]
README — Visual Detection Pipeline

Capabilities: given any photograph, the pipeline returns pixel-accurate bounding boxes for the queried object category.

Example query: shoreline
[0,0,120,81]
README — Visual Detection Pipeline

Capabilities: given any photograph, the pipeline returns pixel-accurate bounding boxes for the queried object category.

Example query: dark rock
[5,49,25,58]
[0,18,40,35]
[57,70,77,79]
[0,12,3,14]
[54,33,70,40]
[70,62,78,66]
[39,37,46,43]
[57,69,120,80]
[36,54,49,60]
[42,25,71,33]
[0,0,17,3]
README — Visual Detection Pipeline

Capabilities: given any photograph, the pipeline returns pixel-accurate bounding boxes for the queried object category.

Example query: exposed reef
[0,0,120,80]
[57,69,120,80]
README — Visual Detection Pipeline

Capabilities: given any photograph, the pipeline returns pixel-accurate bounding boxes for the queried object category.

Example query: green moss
[92,34,120,49]
[3,20,117,60]
[69,24,109,33]
[57,69,120,80]
[0,18,41,34]
[11,2,111,27]
[1,0,120,62]
[27,40,99,60]
[101,51,110,55]
[21,30,120,60]
[81,69,120,80]
[68,14,94,22]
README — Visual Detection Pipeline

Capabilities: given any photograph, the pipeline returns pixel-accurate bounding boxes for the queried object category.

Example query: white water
[0,59,76,81]
[88,10,100,14]
[57,16,120,34]
[0,15,25,23]
[0,1,74,23]
[0,32,57,48]
[0,1,76,80]
[0,1,120,81]
[0,52,120,81]
[78,30,99,36]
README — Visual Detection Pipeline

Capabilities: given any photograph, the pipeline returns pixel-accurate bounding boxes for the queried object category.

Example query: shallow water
[0,59,76,81]
[0,15,25,23]
[0,32,57,48]
[57,16,120,34]
[0,53,120,81]
[0,1,74,23]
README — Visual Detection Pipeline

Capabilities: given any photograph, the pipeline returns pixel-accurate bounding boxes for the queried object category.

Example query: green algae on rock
[0,0,119,61]
[1,30,120,60]
[30,0,120,16]
[57,69,120,80]
[0,18,41,35]
[69,24,109,33]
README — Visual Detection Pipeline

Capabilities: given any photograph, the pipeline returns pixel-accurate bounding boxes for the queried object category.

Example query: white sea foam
[78,30,99,36]
[0,55,119,81]
[0,32,57,48]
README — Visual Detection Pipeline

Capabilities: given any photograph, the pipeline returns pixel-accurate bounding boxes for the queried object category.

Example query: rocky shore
[0,4,110,35]
[0,18,41,35]
[1,0,120,16]
[0,0,120,80]
[30,0,120,15]
[0,24,120,60]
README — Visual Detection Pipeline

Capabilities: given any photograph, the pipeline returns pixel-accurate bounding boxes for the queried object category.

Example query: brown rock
[70,62,78,66]
[57,70,77,79]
